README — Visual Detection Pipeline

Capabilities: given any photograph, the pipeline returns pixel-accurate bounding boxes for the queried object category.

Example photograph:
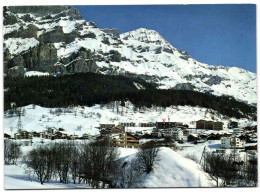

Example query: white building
[172,128,183,141]
[221,137,245,149]
[160,128,183,141]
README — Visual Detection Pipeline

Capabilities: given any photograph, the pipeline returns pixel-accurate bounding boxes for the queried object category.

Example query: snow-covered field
[5,165,92,189]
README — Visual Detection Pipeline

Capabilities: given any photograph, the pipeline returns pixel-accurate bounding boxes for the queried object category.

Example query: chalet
[196,120,214,130]
[140,122,155,127]
[112,132,141,148]
[111,125,125,134]
[182,129,190,136]
[200,133,208,139]
[100,124,115,129]
[196,120,207,129]
[207,133,221,140]
[228,121,238,129]
[206,121,214,129]
[100,129,111,136]
[40,131,52,139]
[196,120,223,130]
[187,134,199,142]
[213,122,224,130]
[4,133,11,139]
[47,127,57,134]
[55,131,68,139]
[151,130,162,138]
[58,128,65,132]
[81,133,94,140]
[14,131,32,140]
[31,131,41,138]
[119,122,136,127]
[156,122,178,129]
[81,133,89,139]
[68,135,79,140]
[177,124,189,129]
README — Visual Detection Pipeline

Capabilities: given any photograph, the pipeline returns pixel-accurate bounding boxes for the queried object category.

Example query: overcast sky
[74,4,256,73]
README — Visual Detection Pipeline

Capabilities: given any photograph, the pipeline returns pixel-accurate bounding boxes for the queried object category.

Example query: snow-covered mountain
[3,6,257,105]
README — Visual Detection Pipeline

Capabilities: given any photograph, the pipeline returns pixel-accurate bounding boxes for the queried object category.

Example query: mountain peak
[121,28,170,46]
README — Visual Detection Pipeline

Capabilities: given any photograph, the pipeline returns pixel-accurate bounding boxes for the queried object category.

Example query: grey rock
[155,47,162,54]
[204,76,223,86]
[3,14,18,25]
[108,50,121,62]
[162,47,173,54]
[100,28,120,38]
[81,32,96,39]
[7,6,66,17]
[172,83,195,91]
[179,55,190,61]
[7,55,25,77]
[4,24,38,39]
[21,14,34,22]
[8,65,25,77]
[89,21,98,28]
[39,26,79,44]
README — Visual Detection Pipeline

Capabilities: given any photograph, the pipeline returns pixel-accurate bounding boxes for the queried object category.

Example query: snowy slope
[3,6,257,105]
[120,147,214,187]
[5,165,92,189]
[5,146,214,189]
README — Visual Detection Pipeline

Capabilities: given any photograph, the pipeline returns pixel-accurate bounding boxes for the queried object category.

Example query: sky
[73,4,256,73]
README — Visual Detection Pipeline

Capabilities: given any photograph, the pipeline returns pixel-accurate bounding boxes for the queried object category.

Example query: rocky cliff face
[3,6,257,105]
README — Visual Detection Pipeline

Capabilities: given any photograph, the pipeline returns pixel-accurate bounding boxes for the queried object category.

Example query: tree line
[4,72,256,120]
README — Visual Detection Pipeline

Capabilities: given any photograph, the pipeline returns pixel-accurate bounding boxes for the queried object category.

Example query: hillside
[3,6,257,105]
[4,73,256,120]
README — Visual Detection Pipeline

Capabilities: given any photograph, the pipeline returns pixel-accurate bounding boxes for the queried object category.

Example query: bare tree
[4,140,22,165]
[53,142,73,184]
[202,152,238,187]
[70,144,80,184]
[118,158,142,188]
[245,157,258,186]
[79,139,119,188]
[24,144,55,184]
[137,141,160,174]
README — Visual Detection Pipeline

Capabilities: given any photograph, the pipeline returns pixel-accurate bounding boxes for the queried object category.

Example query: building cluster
[98,121,190,148]
[4,118,257,152]
[4,126,94,141]
[188,121,257,151]
[220,126,257,150]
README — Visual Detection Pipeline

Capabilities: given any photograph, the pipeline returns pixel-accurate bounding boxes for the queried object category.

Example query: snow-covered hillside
[4,102,255,137]
[5,146,214,189]
[3,6,257,105]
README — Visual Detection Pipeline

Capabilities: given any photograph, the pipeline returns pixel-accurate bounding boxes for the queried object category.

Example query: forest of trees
[4,72,256,120]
